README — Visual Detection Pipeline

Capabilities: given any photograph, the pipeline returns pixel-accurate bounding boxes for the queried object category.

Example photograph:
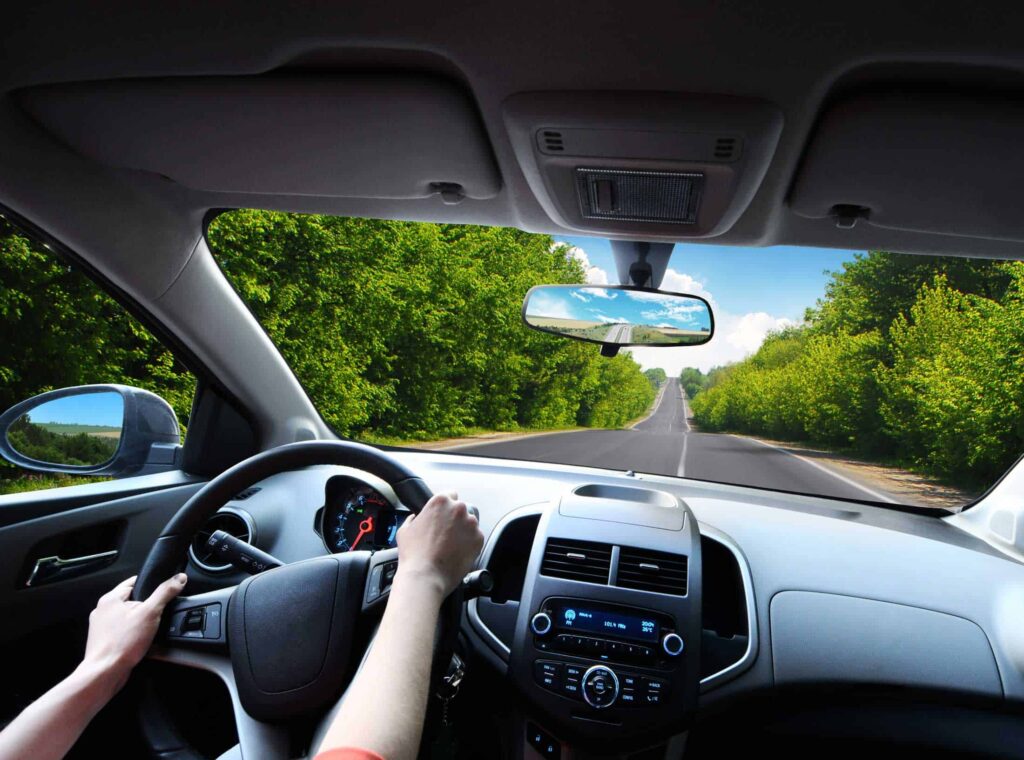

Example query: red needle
[350,515,374,550]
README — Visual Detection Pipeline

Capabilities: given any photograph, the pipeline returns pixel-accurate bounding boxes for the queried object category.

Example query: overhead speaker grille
[713,136,739,160]
[576,168,703,224]
[540,130,565,152]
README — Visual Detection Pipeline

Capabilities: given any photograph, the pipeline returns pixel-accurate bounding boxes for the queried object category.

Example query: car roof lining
[5,0,1024,291]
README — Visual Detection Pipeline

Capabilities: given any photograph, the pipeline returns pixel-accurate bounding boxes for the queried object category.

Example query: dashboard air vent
[189,509,253,573]
[615,547,688,595]
[540,130,565,152]
[540,539,611,584]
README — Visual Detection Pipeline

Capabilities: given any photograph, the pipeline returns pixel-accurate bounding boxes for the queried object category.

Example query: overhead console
[18,75,501,203]
[790,89,1024,241]
[504,91,783,238]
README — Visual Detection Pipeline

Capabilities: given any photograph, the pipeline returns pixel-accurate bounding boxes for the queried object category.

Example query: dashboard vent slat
[615,547,688,595]
[541,539,611,584]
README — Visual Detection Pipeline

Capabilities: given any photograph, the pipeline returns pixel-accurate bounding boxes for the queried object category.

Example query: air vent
[540,539,611,584]
[713,136,738,160]
[615,547,688,595]
[540,130,565,152]
[189,509,254,572]
[233,486,262,501]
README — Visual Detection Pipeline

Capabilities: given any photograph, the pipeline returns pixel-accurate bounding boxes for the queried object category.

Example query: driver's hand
[395,492,484,597]
[82,573,188,687]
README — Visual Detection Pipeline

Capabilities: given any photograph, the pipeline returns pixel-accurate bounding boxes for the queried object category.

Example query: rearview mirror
[522,285,714,347]
[0,384,182,477]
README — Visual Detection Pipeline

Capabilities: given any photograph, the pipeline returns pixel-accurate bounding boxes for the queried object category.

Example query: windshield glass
[208,210,1024,511]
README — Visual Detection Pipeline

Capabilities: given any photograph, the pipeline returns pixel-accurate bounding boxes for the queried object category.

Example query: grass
[0,470,110,495]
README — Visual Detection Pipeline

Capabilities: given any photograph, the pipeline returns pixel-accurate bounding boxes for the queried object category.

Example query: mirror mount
[600,344,620,358]
[0,384,181,478]
[610,241,675,289]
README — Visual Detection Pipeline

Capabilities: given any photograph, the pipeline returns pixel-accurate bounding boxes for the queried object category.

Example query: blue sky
[555,235,863,373]
[29,392,123,428]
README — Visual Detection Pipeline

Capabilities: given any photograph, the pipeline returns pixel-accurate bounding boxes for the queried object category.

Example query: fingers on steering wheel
[101,574,138,604]
[141,573,189,614]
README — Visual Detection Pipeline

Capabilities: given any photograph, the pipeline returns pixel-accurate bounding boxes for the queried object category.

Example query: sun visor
[18,76,501,201]
[790,92,1024,240]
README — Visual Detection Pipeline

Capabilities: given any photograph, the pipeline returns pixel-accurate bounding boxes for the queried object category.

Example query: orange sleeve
[314,750,385,760]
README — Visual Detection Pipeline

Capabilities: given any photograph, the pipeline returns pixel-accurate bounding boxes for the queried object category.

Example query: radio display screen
[551,601,659,642]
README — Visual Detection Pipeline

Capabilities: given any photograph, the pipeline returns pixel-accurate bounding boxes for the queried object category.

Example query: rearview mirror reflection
[523,285,713,347]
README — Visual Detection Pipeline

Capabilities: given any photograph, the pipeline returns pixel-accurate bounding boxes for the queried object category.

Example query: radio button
[643,691,663,705]
[534,661,563,691]
[561,677,582,698]
[642,676,667,692]
[619,687,638,706]
[564,664,584,680]
[620,674,639,689]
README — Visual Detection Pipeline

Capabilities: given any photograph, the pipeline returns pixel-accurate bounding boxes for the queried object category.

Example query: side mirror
[522,285,714,353]
[0,384,181,477]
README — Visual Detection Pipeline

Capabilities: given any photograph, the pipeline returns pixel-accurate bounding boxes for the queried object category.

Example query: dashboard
[180,452,1024,756]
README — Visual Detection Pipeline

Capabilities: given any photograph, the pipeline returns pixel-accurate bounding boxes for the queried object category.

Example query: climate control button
[581,665,619,709]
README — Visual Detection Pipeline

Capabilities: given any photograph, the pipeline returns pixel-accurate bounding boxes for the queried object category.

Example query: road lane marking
[732,435,898,504]
[677,432,688,477]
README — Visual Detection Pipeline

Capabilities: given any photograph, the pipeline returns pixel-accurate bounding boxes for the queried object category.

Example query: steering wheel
[133,440,462,760]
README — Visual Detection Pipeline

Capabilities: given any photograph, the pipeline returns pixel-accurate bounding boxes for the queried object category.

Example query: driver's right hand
[394,491,484,597]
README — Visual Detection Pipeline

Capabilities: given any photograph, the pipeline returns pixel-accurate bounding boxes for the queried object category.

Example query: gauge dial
[321,478,405,553]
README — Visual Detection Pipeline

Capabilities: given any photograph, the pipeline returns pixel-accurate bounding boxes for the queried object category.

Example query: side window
[0,218,195,494]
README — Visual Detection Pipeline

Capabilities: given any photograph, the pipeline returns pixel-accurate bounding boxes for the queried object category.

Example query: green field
[36,422,121,436]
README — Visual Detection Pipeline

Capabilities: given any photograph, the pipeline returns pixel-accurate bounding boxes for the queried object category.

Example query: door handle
[25,549,119,588]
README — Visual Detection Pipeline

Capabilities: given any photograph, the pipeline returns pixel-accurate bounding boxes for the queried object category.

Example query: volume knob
[530,612,553,636]
[662,632,684,657]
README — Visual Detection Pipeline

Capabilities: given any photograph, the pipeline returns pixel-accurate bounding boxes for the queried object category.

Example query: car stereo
[531,597,683,669]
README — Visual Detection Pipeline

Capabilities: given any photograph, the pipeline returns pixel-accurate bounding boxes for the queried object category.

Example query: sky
[28,392,123,428]
[556,235,862,374]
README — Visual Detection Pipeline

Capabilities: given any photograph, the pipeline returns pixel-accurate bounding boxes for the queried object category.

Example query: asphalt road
[455,378,895,503]
[603,324,633,343]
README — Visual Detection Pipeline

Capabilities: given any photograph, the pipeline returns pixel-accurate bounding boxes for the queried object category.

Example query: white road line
[677,387,690,475]
[733,435,898,504]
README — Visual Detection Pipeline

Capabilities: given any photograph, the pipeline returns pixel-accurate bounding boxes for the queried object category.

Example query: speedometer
[319,476,407,553]
[336,486,397,551]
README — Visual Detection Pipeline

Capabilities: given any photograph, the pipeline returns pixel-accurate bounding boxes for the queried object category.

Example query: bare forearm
[0,661,124,760]
[318,571,445,760]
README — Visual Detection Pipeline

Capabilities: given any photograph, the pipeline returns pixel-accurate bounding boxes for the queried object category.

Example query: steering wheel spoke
[160,584,235,649]
[361,547,399,612]
[149,643,290,760]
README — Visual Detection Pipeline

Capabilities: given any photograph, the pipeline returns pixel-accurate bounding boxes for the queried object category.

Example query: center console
[506,483,703,750]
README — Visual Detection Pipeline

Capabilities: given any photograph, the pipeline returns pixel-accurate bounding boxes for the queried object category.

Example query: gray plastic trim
[149,645,289,760]
[696,523,758,692]
[467,503,549,659]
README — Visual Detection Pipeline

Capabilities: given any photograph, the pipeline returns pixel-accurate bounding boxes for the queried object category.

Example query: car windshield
[208,210,1024,511]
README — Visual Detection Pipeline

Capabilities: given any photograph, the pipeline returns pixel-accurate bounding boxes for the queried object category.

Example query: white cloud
[570,290,590,303]
[527,290,575,320]
[562,245,610,285]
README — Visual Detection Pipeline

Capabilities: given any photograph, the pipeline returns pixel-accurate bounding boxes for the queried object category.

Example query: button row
[533,660,668,707]
[167,603,222,641]
[547,633,656,663]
